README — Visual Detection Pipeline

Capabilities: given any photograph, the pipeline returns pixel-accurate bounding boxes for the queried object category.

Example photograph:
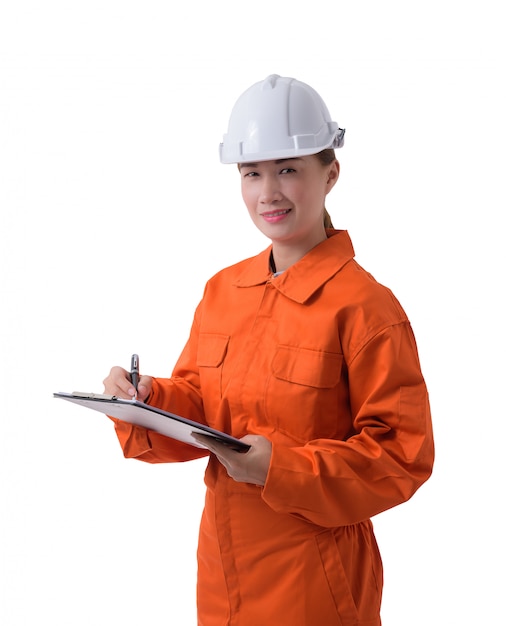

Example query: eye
[243,170,259,178]
[280,167,296,174]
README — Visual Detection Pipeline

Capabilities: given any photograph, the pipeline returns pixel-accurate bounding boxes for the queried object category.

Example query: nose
[259,175,283,204]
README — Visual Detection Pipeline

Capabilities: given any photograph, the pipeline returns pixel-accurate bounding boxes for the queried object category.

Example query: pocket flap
[272,346,343,388]
[197,333,230,367]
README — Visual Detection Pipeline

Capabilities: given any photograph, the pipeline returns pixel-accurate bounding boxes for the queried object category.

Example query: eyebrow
[239,158,302,169]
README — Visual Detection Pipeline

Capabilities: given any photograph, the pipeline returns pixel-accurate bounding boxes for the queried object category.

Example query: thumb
[136,375,153,402]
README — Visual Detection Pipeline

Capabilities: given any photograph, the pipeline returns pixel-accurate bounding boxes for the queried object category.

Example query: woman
[104,74,434,625]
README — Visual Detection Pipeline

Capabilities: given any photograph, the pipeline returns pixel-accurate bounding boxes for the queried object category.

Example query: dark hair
[314,148,337,166]
[314,149,337,229]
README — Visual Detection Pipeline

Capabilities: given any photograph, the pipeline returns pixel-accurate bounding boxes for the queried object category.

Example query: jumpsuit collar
[232,230,355,304]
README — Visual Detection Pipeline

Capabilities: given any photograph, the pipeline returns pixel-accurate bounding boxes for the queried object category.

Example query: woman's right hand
[103,366,153,403]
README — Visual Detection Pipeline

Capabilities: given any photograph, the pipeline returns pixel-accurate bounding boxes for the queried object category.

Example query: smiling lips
[260,208,292,223]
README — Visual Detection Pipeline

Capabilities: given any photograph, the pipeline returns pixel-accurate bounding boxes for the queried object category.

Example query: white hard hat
[219,74,345,164]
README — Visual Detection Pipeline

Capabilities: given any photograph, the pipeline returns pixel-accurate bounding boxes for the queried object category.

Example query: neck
[271,230,327,272]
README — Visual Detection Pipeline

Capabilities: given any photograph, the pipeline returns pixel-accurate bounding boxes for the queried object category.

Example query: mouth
[260,208,292,222]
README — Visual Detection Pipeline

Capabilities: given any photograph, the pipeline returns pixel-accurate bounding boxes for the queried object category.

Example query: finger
[191,433,219,452]
[191,435,234,464]
[103,366,134,398]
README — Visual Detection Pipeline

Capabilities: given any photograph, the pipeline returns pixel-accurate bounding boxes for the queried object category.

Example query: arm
[102,369,208,464]
[261,322,434,527]
[104,306,210,464]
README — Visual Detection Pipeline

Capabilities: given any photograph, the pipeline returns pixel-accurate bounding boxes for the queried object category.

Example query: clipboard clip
[71,392,119,400]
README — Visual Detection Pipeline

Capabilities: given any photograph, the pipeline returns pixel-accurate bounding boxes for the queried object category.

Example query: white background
[1,1,505,624]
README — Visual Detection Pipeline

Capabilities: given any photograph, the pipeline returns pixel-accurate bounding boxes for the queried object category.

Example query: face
[239,155,339,253]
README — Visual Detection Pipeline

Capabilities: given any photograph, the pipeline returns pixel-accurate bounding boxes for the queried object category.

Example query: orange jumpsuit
[113,230,434,626]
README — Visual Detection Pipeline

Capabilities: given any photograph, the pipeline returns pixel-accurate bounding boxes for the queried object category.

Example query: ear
[326,160,340,192]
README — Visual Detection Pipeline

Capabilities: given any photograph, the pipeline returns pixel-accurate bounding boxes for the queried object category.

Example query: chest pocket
[197,333,230,403]
[266,345,344,442]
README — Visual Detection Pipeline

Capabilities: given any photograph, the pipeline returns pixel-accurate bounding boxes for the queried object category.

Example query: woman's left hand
[192,434,272,486]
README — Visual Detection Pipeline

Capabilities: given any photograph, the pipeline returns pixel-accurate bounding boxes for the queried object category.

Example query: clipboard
[54,391,250,453]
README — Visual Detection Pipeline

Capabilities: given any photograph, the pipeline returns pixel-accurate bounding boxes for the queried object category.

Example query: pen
[130,354,139,394]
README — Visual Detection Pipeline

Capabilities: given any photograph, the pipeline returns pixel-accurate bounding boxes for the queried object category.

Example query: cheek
[303,181,327,206]
[241,185,257,213]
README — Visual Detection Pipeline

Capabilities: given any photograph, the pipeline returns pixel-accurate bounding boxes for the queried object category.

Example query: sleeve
[261,321,434,527]
[111,302,210,464]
